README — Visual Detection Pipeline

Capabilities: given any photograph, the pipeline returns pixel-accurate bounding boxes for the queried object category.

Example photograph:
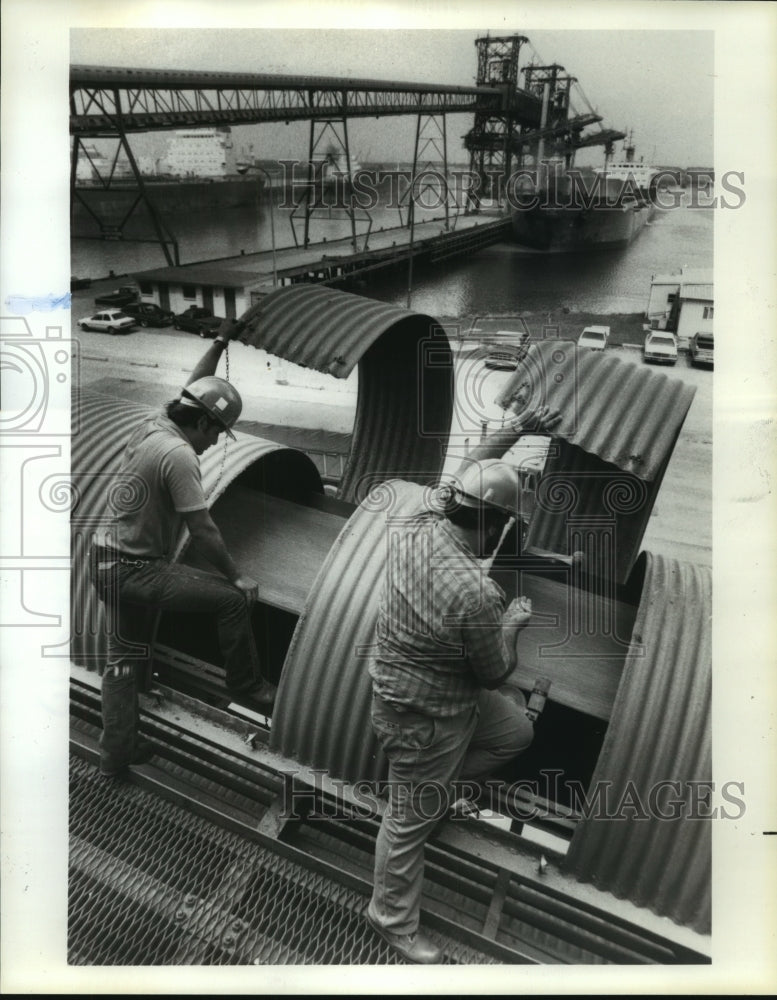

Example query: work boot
[100,739,155,778]
[228,678,277,711]
[448,795,481,819]
[100,667,141,775]
[365,911,442,964]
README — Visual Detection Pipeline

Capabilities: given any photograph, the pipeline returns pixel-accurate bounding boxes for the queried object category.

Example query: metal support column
[291,117,365,253]
[70,86,180,263]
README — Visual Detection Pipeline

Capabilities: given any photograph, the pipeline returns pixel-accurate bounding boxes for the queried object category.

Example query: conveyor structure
[69,286,712,965]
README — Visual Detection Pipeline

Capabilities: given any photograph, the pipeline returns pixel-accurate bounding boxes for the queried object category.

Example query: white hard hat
[180,377,242,440]
[449,459,526,518]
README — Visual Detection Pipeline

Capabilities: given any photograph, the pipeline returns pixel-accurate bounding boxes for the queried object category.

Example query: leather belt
[92,545,157,569]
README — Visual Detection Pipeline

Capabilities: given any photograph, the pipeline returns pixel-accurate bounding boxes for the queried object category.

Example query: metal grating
[68,756,494,966]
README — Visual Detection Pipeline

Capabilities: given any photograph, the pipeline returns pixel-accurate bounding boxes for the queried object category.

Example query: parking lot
[72,282,712,568]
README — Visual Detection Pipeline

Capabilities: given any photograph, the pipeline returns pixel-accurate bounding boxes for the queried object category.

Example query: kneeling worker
[92,317,275,777]
[366,459,539,964]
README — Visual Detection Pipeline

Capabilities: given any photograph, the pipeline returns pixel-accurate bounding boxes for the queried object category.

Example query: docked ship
[72,127,262,222]
[509,140,659,253]
[464,37,659,253]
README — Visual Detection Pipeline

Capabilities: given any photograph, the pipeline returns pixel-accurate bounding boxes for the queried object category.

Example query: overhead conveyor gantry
[69,65,534,135]
[69,58,544,265]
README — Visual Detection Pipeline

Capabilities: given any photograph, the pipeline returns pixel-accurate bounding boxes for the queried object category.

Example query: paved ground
[71,287,712,568]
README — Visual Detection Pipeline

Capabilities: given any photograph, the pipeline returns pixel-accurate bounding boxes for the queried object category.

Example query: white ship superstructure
[598,159,657,192]
[596,135,657,194]
[165,127,237,178]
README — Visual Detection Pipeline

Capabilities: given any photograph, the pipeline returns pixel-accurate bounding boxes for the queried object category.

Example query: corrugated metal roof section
[561,551,712,935]
[270,480,428,782]
[238,285,427,379]
[70,390,323,669]
[237,286,454,505]
[494,341,696,481]
[525,438,671,585]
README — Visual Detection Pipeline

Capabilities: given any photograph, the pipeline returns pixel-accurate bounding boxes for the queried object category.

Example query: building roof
[679,283,713,302]
[650,267,712,288]
[133,264,265,289]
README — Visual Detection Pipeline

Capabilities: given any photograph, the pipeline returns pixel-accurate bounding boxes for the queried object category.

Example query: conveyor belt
[191,488,349,615]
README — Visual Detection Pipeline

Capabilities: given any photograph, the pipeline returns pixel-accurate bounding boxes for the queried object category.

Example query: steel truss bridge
[69,65,540,134]
[69,61,536,263]
[69,37,623,270]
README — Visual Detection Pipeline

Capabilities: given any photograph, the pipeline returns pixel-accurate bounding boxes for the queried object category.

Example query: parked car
[93,284,140,308]
[643,330,678,366]
[122,301,175,328]
[173,306,224,337]
[578,325,610,351]
[77,309,136,334]
[484,331,531,370]
[689,331,714,368]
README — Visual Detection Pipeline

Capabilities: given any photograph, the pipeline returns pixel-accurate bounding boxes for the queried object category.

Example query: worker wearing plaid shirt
[366,459,538,964]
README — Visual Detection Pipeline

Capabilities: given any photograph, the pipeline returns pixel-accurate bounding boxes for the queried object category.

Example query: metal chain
[205,341,230,501]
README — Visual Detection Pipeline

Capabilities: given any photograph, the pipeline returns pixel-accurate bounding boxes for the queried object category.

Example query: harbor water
[71,195,713,318]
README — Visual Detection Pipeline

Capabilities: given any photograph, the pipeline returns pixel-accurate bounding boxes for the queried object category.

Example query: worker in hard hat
[92,315,276,778]
[366,425,559,964]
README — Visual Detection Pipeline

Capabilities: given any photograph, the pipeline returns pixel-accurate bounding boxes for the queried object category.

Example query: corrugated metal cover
[526,439,670,584]
[270,480,427,781]
[70,390,323,669]
[237,286,453,504]
[562,551,712,934]
[495,341,696,481]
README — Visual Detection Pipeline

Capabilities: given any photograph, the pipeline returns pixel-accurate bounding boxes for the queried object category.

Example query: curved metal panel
[526,440,670,585]
[238,284,425,378]
[562,551,712,934]
[270,480,427,781]
[238,286,453,505]
[495,342,696,481]
[70,390,323,669]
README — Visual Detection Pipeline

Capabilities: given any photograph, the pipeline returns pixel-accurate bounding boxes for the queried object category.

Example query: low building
[133,264,268,318]
[646,273,683,327]
[676,277,714,344]
[646,267,713,347]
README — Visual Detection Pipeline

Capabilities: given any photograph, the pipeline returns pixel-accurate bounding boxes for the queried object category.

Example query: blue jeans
[368,690,534,935]
[95,556,262,769]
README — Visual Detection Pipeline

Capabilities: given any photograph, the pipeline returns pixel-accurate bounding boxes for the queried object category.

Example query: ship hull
[73,177,261,219]
[511,201,651,253]
[509,165,653,253]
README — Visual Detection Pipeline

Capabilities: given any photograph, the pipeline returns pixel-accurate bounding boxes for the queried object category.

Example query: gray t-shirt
[103,410,207,559]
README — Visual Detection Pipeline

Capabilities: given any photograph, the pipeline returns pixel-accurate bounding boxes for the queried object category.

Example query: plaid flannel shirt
[368,511,510,717]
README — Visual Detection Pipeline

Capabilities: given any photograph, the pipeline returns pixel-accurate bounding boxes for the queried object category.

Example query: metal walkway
[69,673,710,967]
[69,756,493,966]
